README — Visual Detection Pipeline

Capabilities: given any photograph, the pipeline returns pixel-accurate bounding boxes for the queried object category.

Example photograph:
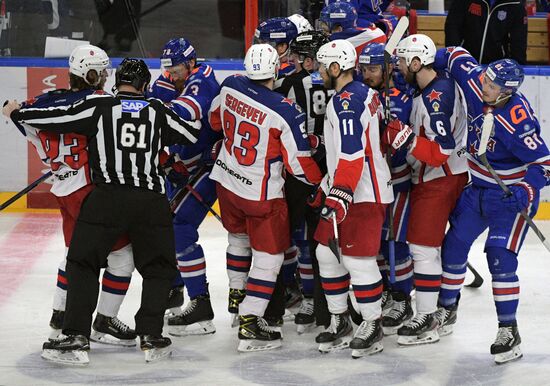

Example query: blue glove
[159,150,189,186]
[501,182,535,213]
[201,139,222,166]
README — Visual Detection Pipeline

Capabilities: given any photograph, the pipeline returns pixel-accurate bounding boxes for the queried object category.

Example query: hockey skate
[397,312,440,346]
[491,324,522,364]
[165,286,184,317]
[382,292,413,335]
[228,288,246,328]
[237,314,282,352]
[347,294,363,326]
[140,335,172,363]
[90,313,137,346]
[285,281,303,309]
[316,312,353,353]
[381,290,393,316]
[350,319,384,358]
[168,294,216,336]
[435,303,458,337]
[295,297,314,334]
[48,309,64,340]
[42,334,90,365]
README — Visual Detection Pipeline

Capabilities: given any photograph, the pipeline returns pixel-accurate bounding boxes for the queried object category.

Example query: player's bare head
[244,44,280,87]
[317,39,356,89]
[161,38,196,82]
[114,58,152,94]
[395,34,435,84]
[359,42,391,89]
[482,59,524,106]
[69,45,111,91]
[289,30,330,73]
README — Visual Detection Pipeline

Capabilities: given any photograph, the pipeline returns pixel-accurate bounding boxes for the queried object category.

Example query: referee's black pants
[62,183,178,338]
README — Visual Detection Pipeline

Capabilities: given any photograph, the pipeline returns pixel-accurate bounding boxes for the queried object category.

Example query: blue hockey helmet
[320,2,358,32]
[254,17,298,45]
[485,59,524,93]
[161,38,196,68]
[358,42,386,67]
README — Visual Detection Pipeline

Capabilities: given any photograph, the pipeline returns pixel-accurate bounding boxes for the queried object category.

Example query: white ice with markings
[0,213,549,385]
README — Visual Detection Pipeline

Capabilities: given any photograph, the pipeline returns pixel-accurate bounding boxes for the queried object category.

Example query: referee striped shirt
[13,91,200,194]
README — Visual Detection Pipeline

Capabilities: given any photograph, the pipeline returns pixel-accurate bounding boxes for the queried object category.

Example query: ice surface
[0,213,548,385]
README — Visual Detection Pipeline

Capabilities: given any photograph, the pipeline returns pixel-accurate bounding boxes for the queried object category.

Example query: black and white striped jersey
[13,91,200,194]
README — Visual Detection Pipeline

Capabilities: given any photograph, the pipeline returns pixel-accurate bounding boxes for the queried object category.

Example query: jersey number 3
[223,110,260,166]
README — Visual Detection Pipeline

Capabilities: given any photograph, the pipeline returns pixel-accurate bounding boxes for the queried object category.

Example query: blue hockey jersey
[435,47,550,191]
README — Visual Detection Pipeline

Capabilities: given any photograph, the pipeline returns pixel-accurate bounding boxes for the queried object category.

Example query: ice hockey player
[7,58,200,364]
[3,45,136,347]
[148,37,221,337]
[324,0,394,27]
[254,14,313,82]
[433,46,550,364]
[319,1,386,58]
[274,30,332,333]
[208,43,323,352]
[358,42,414,335]
[381,34,468,346]
[313,39,393,358]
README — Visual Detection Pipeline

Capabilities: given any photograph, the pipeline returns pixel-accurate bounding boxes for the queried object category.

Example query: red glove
[159,150,189,186]
[307,185,324,209]
[202,139,222,166]
[382,119,415,153]
[320,186,353,224]
[308,134,324,150]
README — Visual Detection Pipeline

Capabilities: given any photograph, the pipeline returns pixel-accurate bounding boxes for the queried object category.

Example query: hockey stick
[383,16,409,283]
[0,171,53,211]
[169,166,207,212]
[465,262,484,288]
[328,214,341,263]
[186,183,222,223]
[478,111,550,252]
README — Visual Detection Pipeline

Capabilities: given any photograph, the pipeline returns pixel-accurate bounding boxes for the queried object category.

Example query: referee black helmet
[289,31,329,63]
[115,58,152,91]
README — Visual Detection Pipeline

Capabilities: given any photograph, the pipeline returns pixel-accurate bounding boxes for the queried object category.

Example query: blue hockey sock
[177,243,207,299]
[439,231,469,307]
[282,245,298,285]
[296,239,313,296]
[486,246,519,325]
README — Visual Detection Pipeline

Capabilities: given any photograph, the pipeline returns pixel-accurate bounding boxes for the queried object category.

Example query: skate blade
[169,321,216,337]
[351,342,383,359]
[397,330,439,346]
[90,331,136,347]
[296,322,315,335]
[318,336,352,353]
[230,314,239,328]
[494,346,523,365]
[41,349,89,365]
[144,347,172,363]
[237,338,282,352]
[382,324,402,336]
[438,325,454,337]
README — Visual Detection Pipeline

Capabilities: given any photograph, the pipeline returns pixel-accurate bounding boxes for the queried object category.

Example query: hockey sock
[239,249,284,316]
[376,253,389,289]
[177,243,207,299]
[316,244,349,314]
[410,243,442,314]
[343,255,383,321]
[296,239,314,296]
[52,257,68,311]
[226,233,252,290]
[439,231,469,307]
[381,241,413,294]
[97,245,134,317]
[282,245,298,285]
[486,246,519,325]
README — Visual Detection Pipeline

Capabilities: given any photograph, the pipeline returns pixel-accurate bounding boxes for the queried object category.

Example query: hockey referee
[4,58,200,364]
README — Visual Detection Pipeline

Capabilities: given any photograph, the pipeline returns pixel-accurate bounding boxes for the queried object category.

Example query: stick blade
[478,111,494,156]
[385,16,409,55]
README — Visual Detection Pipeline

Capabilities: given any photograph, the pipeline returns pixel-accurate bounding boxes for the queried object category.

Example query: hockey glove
[382,119,415,154]
[502,182,535,213]
[307,185,325,210]
[320,186,353,224]
[201,139,222,166]
[159,150,190,186]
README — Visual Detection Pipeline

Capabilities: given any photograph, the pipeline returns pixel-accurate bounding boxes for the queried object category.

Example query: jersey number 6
[223,110,260,166]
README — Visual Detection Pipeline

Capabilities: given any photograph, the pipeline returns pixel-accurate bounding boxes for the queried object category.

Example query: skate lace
[494,326,513,346]
[328,314,341,334]
[182,299,197,316]
[111,317,130,333]
[386,300,406,319]
[436,308,450,326]
[298,299,314,316]
[354,320,375,340]
[258,317,277,333]
[406,313,429,329]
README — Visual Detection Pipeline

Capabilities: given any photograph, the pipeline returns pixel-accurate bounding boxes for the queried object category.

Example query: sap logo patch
[121,100,149,113]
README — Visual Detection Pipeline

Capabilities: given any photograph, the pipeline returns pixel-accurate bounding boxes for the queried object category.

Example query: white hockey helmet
[316,39,357,72]
[244,43,280,80]
[395,34,436,66]
[69,44,110,85]
[288,14,313,34]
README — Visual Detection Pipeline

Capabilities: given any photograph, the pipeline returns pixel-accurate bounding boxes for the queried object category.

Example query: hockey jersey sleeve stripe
[203,65,212,77]
[175,96,202,120]
[495,114,516,134]
[156,80,175,90]
[410,136,450,167]
[467,79,483,101]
